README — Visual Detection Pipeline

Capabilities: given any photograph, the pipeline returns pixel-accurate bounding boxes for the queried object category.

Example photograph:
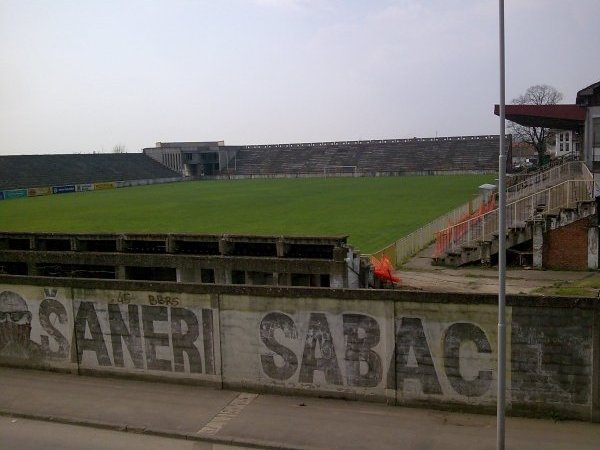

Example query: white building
[553,130,580,158]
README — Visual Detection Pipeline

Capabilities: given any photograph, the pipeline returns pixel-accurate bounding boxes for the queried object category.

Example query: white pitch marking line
[198,392,258,435]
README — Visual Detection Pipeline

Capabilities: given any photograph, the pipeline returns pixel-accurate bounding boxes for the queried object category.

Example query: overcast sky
[1,0,598,155]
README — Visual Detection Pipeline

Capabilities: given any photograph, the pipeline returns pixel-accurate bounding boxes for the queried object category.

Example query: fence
[436,177,594,256]
[370,193,489,266]
[0,177,184,202]
[207,169,496,181]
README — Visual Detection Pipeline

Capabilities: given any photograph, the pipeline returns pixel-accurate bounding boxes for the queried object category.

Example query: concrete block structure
[0,232,366,289]
[142,141,239,177]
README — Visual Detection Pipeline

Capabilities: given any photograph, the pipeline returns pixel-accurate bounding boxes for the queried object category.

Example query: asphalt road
[1,368,599,450]
[0,416,252,450]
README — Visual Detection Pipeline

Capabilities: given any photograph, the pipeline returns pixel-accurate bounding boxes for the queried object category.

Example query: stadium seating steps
[230,137,499,176]
[0,154,180,190]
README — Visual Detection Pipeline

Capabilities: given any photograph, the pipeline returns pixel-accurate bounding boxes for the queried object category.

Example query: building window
[560,143,563,152]
[565,143,569,152]
[594,118,600,147]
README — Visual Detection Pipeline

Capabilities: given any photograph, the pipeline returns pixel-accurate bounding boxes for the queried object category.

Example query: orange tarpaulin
[370,255,401,284]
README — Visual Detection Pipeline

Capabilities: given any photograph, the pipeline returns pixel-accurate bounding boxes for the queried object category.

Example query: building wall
[1,278,598,421]
[543,216,593,270]
[585,106,600,195]
[554,130,579,158]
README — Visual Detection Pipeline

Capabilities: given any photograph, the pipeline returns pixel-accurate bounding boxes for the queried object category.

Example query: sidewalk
[1,367,598,450]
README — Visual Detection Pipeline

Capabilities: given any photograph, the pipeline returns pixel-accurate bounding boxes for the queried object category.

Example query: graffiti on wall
[0,286,218,376]
[258,311,496,399]
[73,299,216,374]
[0,288,70,363]
[1,285,592,409]
[72,289,217,375]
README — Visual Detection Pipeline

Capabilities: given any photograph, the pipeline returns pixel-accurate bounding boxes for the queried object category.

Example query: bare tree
[509,84,563,168]
[112,144,126,153]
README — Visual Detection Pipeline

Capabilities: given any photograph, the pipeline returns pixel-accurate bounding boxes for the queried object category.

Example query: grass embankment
[0,175,494,253]
[534,273,600,297]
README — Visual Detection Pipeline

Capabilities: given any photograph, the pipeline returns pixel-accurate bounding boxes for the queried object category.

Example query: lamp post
[497,0,507,449]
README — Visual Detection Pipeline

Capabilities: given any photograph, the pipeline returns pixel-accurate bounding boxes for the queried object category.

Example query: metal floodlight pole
[497,0,507,449]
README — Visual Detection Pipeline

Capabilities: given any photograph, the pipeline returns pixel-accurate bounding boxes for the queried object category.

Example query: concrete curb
[0,409,313,450]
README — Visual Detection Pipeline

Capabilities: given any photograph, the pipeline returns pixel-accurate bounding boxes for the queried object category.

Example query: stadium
[0,81,599,423]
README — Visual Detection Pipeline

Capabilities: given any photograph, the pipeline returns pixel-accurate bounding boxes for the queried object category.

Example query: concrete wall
[1,277,598,421]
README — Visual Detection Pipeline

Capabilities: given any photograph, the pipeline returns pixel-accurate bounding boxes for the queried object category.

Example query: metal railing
[370,194,488,266]
[370,161,594,266]
[437,177,594,255]
[506,160,586,203]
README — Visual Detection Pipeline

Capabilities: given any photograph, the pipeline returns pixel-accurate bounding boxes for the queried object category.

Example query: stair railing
[371,193,488,266]
[437,176,594,255]
[506,161,588,203]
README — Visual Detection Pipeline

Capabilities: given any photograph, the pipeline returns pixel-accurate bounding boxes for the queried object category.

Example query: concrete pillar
[214,268,227,284]
[532,220,544,269]
[166,236,175,253]
[276,239,289,258]
[588,226,599,270]
[219,238,234,256]
[480,241,492,266]
[593,310,600,422]
[330,262,347,288]
[116,236,125,252]
[116,266,127,280]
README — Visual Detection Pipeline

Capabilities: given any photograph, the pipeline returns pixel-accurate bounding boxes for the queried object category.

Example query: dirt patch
[395,244,600,297]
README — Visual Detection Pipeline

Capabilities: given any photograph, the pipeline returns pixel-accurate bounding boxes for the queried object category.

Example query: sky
[1,0,598,155]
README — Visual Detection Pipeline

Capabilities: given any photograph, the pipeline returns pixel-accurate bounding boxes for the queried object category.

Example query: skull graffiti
[0,291,41,360]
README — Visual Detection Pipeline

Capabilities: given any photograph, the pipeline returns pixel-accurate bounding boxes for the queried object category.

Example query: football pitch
[0,175,495,253]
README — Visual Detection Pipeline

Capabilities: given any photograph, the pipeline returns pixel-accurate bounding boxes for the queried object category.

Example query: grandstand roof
[0,153,179,190]
[494,104,586,130]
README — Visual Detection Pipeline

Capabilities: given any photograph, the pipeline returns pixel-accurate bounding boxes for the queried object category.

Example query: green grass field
[0,175,495,253]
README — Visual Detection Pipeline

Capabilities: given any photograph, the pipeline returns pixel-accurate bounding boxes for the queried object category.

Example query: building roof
[576,81,600,106]
[494,104,586,130]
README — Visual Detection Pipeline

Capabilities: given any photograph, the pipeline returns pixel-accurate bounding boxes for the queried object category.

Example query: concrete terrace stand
[0,232,364,289]
[0,275,598,422]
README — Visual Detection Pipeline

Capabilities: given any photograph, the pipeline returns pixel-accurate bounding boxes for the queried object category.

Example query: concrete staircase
[435,161,595,267]
[441,199,596,267]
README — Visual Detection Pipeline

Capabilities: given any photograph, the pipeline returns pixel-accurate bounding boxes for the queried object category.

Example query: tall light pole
[497,0,507,449]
